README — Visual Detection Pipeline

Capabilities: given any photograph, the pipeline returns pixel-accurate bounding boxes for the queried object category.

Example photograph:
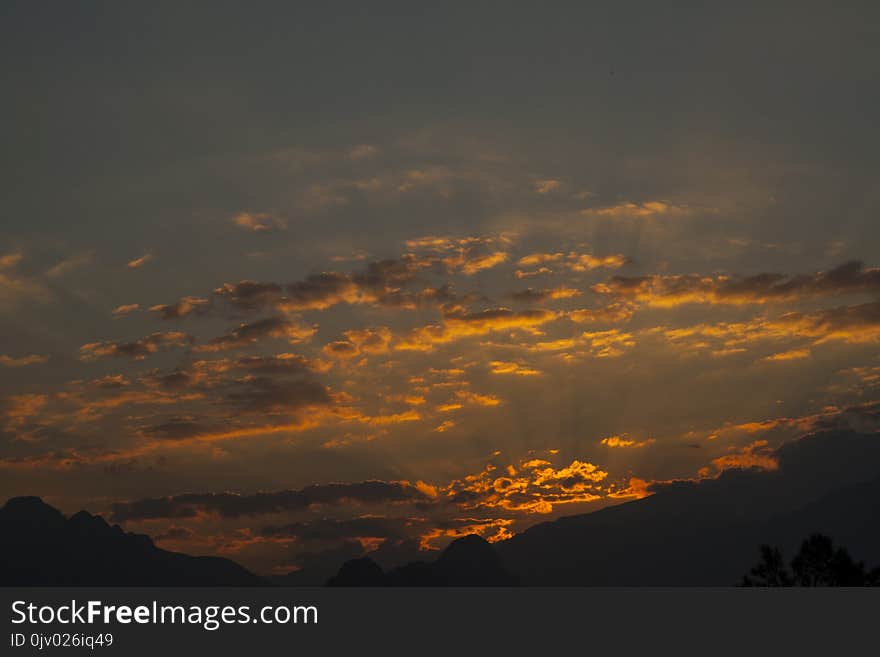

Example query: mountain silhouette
[4,429,879,586]
[0,496,263,586]
[325,429,880,586]
[495,430,880,585]
[327,534,518,586]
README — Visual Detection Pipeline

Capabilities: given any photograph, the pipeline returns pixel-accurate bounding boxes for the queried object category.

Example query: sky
[1,2,879,575]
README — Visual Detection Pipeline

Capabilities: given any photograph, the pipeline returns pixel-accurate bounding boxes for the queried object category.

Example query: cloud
[151,243,482,321]
[567,303,634,324]
[658,301,880,352]
[704,440,779,475]
[0,354,48,367]
[447,456,609,514]
[232,212,286,233]
[395,307,559,351]
[196,317,316,353]
[79,331,193,360]
[154,526,196,542]
[510,287,581,303]
[455,390,502,407]
[0,253,23,271]
[92,375,130,388]
[761,348,811,362]
[488,361,541,376]
[520,329,636,358]
[141,354,328,395]
[323,340,359,358]
[142,418,213,441]
[566,253,628,272]
[532,179,562,194]
[404,234,512,276]
[46,251,94,278]
[459,251,509,275]
[2,393,48,428]
[0,253,50,308]
[235,353,328,375]
[434,420,456,432]
[210,256,436,315]
[127,254,153,269]
[223,377,333,415]
[110,480,433,521]
[516,251,626,273]
[112,303,140,317]
[323,327,393,359]
[594,261,880,307]
[150,296,211,319]
[515,267,553,279]
[583,200,691,218]
[600,435,656,448]
[260,516,412,542]
[348,144,379,160]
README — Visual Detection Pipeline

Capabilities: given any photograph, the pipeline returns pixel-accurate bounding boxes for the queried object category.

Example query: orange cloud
[232,212,285,232]
[761,348,811,362]
[80,331,193,360]
[511,286,581,303]
[600,435,656,448]
[517,251,626,272]
[3,393,48,427]
[489,361,541,376]
[594,261,880,307]
[112,303,140,317]
[459,251,509,275]
[706,440,779,474]
[455,390,502,407]
[396,308,559,351]
[533,179,562,194]
[196,317,315,353]
[584,200,689,218]
[0,354,48,367]
[567,303,634,324]
[127,254,153,269]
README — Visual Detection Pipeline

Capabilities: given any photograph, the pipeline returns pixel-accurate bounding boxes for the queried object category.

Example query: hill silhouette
[4,430,879,586]
[327,534,518,586]
[324,429,880,586]
[0,496,262,586]
[495,430,880,585]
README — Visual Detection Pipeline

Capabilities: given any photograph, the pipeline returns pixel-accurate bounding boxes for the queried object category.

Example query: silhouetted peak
[0,496,261,586]
[434,534,517,585]
[0,496,66,531]
[67,510,124,539]
[326,557,385,586]
[437,534,497,566]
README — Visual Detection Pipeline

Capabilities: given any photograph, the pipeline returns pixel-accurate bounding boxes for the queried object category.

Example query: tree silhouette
[742,533,878,586]
[741,545,792,586]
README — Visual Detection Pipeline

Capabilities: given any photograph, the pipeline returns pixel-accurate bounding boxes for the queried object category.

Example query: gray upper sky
[1,2,879,574]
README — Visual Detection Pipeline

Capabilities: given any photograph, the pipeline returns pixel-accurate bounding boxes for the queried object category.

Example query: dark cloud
[509,286,580,304]
[223,377,332,415]
[142,418,211,441]
[235,353,320,374]
[261,516,413,541]
[213,281,285,313]
[149,296,211,320]
[146,369,195,390]
[594,261,880,307]
[196,317,315,353]
[154,526,195,541]
[152,253,460,320]
[79,332,193,360]
[110,481,432,522]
